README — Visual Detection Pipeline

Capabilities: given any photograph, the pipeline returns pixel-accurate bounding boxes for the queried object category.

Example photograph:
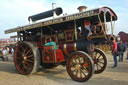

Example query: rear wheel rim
[93,48,107,74]
[14,43,34,75]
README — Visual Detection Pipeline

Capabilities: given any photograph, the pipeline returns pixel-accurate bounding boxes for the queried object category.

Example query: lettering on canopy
[43,10,97,25]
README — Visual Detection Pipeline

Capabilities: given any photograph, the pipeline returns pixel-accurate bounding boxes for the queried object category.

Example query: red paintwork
[89,44,95,52]
[66,43,75,53]
[42,46,64,63]
[56,49,65,62]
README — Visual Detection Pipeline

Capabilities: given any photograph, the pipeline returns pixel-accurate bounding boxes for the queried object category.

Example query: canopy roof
[5,6,117,34]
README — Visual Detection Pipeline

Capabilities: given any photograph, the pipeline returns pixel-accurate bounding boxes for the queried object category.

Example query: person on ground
[117,40,124,62]
[111,37,118,67]
[2,47,8,61]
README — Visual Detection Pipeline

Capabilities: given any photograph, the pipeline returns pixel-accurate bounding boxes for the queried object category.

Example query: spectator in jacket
[117,40,124,62]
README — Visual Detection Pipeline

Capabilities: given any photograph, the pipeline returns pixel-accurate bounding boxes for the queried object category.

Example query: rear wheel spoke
[94,48,107,74]
[97,54,101,59]
[97,63,102,68]
[27,55,34,58]
[26,59,34,63]
[26,49,32,56]
[98,61,104,64]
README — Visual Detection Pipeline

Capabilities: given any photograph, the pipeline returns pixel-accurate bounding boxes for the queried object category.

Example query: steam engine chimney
[77,6,87,12]
[52,3,56,18]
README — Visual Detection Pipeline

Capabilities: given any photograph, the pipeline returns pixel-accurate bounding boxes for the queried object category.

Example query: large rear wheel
[66,51,94,82]
[93,48,107,74]
[14,42,40,75]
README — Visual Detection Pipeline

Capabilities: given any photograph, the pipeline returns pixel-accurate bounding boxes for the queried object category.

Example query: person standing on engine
[84,20,92,36]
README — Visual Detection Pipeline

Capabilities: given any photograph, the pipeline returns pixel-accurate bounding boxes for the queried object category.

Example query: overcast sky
[0,0,128,39]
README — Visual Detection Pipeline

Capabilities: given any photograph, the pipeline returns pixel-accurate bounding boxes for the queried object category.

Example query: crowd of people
[111,36,128,68]
[0,47,14,61]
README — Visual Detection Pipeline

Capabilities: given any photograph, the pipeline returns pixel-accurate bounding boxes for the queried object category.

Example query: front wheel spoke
[77,56,82,63]
[74,58,78,64]
[73,59,78,65]
[75,70,78,76]
[83,66,89,73]
[72,69,77,73]
[80,69,87,77]
[70,63,75,67]
[79,56,84,64]
[74,55,79,63]
[71,59,77,65]
[72,69,78,76]
[80,57,84,63]
[79,69,83,78]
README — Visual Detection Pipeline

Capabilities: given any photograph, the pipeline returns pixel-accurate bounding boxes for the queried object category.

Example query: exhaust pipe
[28,7,63,22]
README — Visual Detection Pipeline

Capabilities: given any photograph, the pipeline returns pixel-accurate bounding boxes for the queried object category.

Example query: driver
[84,20,92,36]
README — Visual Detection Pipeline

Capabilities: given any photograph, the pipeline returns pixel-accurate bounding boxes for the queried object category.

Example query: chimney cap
[77,6,87,12]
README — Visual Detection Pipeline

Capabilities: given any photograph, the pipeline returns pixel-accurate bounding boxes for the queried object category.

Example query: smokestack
[52,3,56,9]
[52,3,56,18]
[77,6,87,12]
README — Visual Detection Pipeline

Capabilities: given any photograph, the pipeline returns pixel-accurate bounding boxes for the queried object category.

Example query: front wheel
[66,51,94,82]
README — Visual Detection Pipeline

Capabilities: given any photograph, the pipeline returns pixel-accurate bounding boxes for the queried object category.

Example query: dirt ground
[0,52,128,85]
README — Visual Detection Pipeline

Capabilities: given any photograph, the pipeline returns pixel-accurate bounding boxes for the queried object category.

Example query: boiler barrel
[76,41,94,55]
[28,7,63,22]
[59,41,94,55]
